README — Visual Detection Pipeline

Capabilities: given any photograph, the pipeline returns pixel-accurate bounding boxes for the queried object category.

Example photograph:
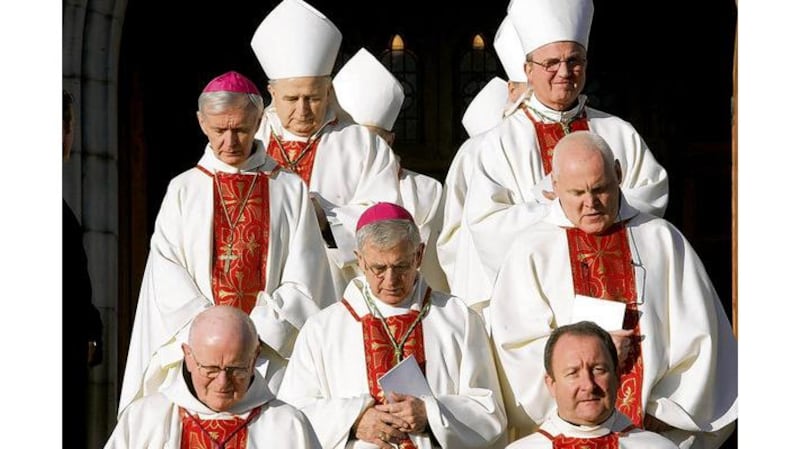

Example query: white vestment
[119,144,335,416]
[256,108,403,298]
[278,276,507,449]
[463,94,669,307]
[489,196,737,449]
[106,367,321,448]
[398,168,449,293]
[506,411,678,449]
[437,131,494,311]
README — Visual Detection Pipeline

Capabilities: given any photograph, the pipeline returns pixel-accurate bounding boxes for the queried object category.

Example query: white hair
[198,91,264,120]
[356,219,421,252]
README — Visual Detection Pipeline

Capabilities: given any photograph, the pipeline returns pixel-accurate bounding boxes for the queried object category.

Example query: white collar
[163,363,274,418]
[549,410,632,437]
[197,140,276,174]
[523,92,588,124]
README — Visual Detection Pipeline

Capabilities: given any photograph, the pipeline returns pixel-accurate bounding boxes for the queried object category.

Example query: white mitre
[333,48,405,131]
[508,0,594,54]
[493,15,527,83]
[251,0,342,79]
[461,77,508,137]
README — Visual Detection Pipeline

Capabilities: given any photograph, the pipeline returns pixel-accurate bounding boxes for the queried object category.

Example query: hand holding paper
[378,355,433,400]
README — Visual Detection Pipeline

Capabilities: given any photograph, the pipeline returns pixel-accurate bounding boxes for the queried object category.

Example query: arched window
[455,33,501,142]
[381,34,422,145]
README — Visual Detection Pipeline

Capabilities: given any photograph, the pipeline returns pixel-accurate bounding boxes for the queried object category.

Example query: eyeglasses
[189,350,251,381]
[528,56,586,73]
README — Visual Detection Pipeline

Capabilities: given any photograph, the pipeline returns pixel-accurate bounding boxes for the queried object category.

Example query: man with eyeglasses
[277,202,507,449]
[459,0,669,316]
[489,132,737,448]
[105,306,321,448]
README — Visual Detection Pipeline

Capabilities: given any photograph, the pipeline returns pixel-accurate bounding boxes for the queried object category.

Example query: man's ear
[545,374,557,398]
[181,343,192,364]
[415,243,425,268]
[614,160,622,183]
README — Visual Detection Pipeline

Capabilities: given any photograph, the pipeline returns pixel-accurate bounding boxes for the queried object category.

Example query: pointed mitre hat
[508,0,594,55]
[461,77,508,137]
[333,48,405,131]
[493,16,527,83]
[251,0,343,79]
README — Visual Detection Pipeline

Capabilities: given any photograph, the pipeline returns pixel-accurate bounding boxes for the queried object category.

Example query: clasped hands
[353,393,428,448]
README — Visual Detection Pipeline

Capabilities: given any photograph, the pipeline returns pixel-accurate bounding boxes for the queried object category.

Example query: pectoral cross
[218,241,238,273]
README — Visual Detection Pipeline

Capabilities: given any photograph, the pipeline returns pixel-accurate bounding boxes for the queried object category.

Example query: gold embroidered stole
[566,223,644,427]
[522,108,589,174]
[196,166,270,314]
[179,406,262,449]
[341,289,433,449]
[266,135,321,186]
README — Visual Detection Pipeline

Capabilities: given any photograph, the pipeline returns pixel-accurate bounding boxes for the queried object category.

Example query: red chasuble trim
[200,170,270,315]
[267,135,320,186]
[538,428,621,449]
[522,108,589,175]
[179,406,262,449]
[565,223,645,428]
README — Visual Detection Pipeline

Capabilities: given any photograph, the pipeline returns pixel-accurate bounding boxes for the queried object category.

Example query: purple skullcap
[356,202,414,231]
[202,71,260,94]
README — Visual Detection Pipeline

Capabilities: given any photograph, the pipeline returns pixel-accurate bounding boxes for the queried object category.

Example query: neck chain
[183,406,262,449]
[528,106,581,135]
[360,281,431,364]
[526,103,586,135]
[269,122,330,172]
[213,172,259,273]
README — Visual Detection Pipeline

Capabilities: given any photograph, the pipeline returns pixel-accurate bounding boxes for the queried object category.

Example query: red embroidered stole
[342,289,432,449]
[197,167,270,315]
[179,406,262,449]
[523,108,589,175]
[266,136,321,186]
[565,223,644,428]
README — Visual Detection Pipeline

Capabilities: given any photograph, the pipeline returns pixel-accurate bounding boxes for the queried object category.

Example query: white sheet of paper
[571,294,626,331]
[378,355,433,400]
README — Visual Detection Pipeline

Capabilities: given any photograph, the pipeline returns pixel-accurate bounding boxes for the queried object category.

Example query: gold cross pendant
[218,241,238,273]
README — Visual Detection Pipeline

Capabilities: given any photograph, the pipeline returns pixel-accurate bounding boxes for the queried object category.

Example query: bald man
[489,132,737,448]
[106,306,321,448]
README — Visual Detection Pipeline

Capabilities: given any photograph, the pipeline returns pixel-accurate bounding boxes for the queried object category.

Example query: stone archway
[63,0,127,445]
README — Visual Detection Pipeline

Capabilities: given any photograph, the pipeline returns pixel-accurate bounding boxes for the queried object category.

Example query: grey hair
[198,91,264,120]
[551,131,615,181]
[356,219,421,252]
